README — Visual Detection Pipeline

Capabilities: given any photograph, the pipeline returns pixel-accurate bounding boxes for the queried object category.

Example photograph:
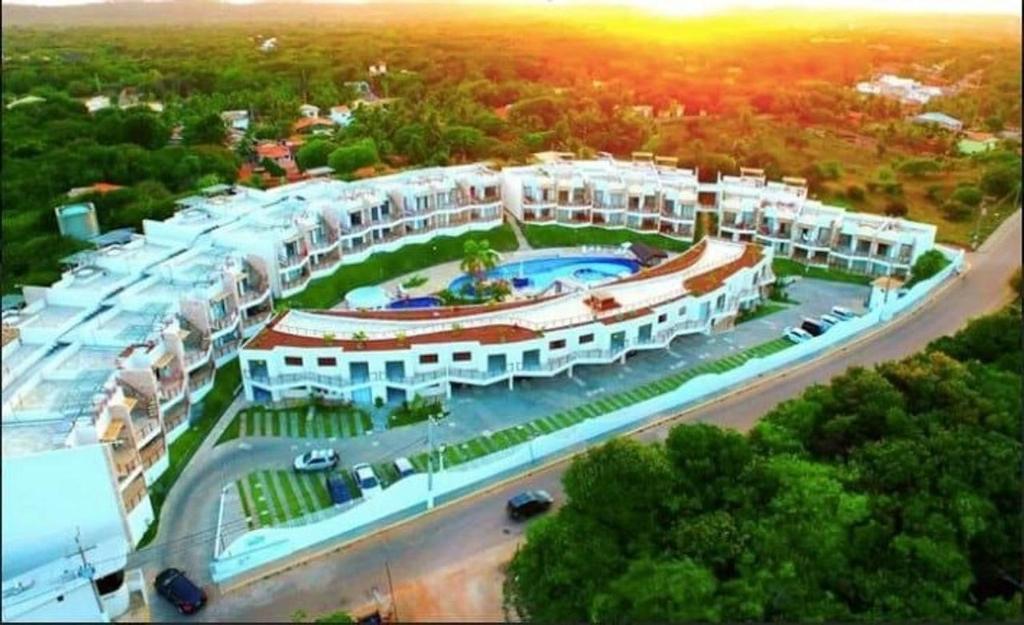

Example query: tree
[908,249,949,285]
[980,163,1020,198]
[183,112,227,146]
[884,200,908,217]
[327,138,379,174]
[459,239,499,284]
[296,139,336,171]
[589,559,720,623]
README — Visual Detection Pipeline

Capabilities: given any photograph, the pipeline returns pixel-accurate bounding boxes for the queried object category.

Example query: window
[284,356,303,367]
[453,352,471,362]
[549,339,566,350]
[579,333,594,344]
[317,357,337,367]
[657,313,667,323]
[419,353,439,364]
[678,306,687,317]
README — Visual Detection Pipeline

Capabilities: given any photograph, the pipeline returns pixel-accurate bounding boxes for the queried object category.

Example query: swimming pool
[449,256,640,295]
[387,296,443,309]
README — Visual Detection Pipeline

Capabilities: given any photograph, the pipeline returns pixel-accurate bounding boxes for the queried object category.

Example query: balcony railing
[243,309,272,328]
[183,341,212,367]
[281,271,311,291]
[213,340,241,361]
[240,282,270,305]
[278,251,308,269]
[139,436,167,469]
[210,311,239,333]
[157,377,184,403]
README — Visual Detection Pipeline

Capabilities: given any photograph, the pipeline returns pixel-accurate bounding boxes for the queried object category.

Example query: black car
[507,490,554,520]
[155,568,207,615]
[326,475,352,505]
[800,318,827,337]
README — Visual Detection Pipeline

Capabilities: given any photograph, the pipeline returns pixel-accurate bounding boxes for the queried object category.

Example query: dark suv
[155,568,206,615]
[507,490,554,521]
[800,318,827,337]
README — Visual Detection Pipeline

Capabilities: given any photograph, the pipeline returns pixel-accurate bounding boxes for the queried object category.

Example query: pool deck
[337,245,681,310]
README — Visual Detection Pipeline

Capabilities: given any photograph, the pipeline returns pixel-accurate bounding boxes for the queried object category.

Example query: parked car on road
[393,457,416,479]
[783,327,813,343]
[507,490,554,521]
[155,568,206,615]
[819,313,841,329]
[800,318,827,337]
[326,475,353,505]
[352,463,382,497]
[293,449,339,473]
[831,305,857,321]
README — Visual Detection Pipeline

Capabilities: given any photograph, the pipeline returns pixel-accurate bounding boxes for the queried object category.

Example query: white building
[855,74,944,105]
[298,103,320,119]
[220,110,250,132]
[2,445,149,622]
[239,237,774,405]
[329,105,353,127]
[83,96,111,115]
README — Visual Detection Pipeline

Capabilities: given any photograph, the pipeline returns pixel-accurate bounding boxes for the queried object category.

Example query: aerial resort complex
[1,154,940,604]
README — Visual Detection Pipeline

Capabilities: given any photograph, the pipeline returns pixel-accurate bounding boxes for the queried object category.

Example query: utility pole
[425,406,450,510]
[73,528,105,618]
[384,559,398,622]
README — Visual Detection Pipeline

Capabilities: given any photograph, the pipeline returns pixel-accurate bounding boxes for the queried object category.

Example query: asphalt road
[152,209,1021,622]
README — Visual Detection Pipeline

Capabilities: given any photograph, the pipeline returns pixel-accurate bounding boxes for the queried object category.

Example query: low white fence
[211,246,963,584]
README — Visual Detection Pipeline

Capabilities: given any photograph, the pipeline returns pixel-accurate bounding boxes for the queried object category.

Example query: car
[293,449,339,473]
[507,490,554,521]
[352,463,382,497]
[800,318,827,337]
[325,475,352,505]
[393,457,416,479]
[831,305,857,321]
[819,313,841,329]
[783,326,813,343]
[154,568,206,615]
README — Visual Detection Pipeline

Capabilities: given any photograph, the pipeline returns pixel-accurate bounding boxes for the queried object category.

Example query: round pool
[345,285,391,310]
[387,296,443,309]
[449,256,640,295]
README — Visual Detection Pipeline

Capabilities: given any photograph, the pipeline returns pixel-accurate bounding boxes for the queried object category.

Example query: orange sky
[4,0,1022,14]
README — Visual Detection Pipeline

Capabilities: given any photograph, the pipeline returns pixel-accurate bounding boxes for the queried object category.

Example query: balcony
[243,308,272,329]
[130,399,161,447]
[311,249,341,272]
[163,401,188,432]
[308,229,340,253]
[281,270,312,292]
[277,249,309,270]
[522,210,554,223]
[138,435,166,470]
[210,311,239,334]
[188,362,215,394]
[121,474,148,513]
[183,340,211,370]
[156,374,185,404]
[111,443,142,483]
[213,338,241,361]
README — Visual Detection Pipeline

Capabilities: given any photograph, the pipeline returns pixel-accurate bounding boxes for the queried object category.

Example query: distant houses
[83,95,111,114]
[958,131,1001,155]
[856,74,944,105]
[911,111,963,132]
[221,110,250,132]
[330,105,353,127]
[259,37,278,53]
[298,103,320,118]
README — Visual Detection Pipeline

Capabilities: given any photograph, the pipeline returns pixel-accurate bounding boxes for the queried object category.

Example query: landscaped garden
[523,224,692,252]
[771,257,873,285]
[217,401,373,446]
[278,225,519,309]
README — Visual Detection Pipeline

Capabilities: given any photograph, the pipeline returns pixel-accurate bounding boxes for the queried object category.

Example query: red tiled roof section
[599,307,652,324]
[683,244,763,295]
[256,143,291,159]
[246,314,538,351]
[615,239,707,285]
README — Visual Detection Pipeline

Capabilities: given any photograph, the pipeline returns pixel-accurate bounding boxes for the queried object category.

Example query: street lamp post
[426,407,450,510]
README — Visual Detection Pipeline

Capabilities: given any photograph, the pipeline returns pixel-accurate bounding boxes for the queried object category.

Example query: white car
[819,313,841,329]
[831,306,857,321]
[393,457,416,479]
[293,449,338,473]
[352,463,383,498]
[783,327,814,344]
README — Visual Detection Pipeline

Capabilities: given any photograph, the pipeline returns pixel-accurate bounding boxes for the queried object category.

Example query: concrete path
[504,211,532,251]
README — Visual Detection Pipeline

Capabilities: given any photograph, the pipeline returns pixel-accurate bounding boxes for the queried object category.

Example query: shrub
[951,185,984,207]
[846,185,865,201]
[909,249,950,285]
[884,200,908,217]
[925,184,944,204]
[897,158,940,177]
[941,200,973,222]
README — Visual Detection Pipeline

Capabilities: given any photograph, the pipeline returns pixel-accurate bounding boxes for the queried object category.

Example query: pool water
[387,296,443,309]
[449,256,640,294]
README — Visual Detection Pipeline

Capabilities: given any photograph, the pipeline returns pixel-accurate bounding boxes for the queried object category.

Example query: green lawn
[138,359,241,548]
[772,257,872,285]
[522,224,691,252]
[216,403,373,446]
[236,468,345,527]
[407,337,794,472]
[279,224,519,309]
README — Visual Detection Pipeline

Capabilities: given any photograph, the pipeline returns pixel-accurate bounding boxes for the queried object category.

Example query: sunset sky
[3,0,1022,13]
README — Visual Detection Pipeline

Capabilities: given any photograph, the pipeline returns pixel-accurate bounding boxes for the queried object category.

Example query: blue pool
[449,256,640,295]
[387,296,443,309]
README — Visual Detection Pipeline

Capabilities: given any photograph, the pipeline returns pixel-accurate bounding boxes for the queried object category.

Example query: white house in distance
[221,110,250,132]
[330,105,353,127]
[298,103,320,119]
[259,37,278,53]
[369,61,388,76]
[1,445,149,622]
[83,95,111,114]
[855,74,944,105]
[911,111,963,132]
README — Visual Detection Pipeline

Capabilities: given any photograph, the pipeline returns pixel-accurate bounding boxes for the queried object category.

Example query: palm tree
[460,239,500,285]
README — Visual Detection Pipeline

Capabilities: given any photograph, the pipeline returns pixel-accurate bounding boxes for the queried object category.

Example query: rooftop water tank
[55,202,100,241]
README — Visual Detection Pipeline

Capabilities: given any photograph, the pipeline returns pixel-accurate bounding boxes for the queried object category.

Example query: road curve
[164,209,1021,622]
